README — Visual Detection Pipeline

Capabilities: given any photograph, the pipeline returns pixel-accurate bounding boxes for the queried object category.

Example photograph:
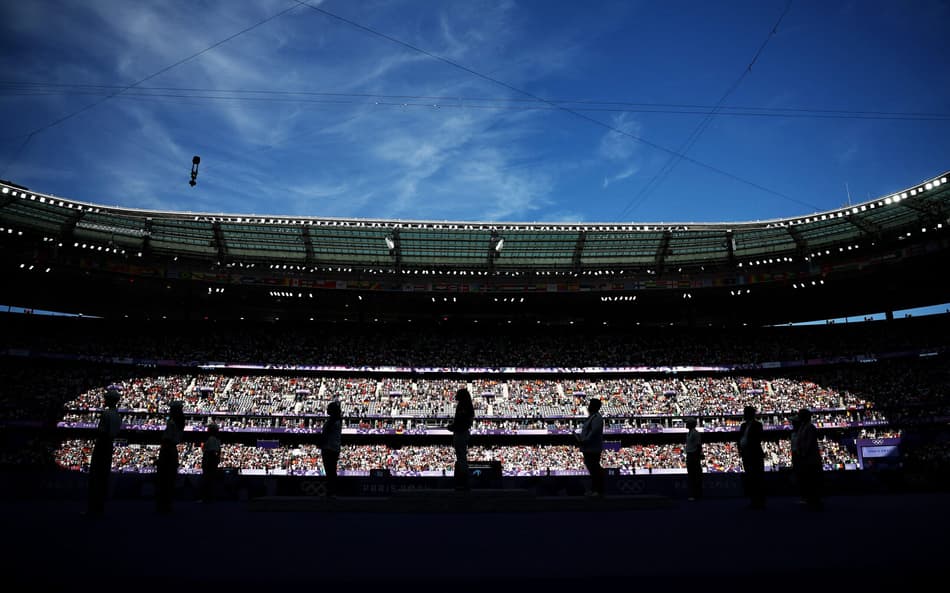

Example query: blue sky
[0,0,948,224]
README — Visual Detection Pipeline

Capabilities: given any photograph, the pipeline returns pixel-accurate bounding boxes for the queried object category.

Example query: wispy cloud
[0,0,588,220]
[345,108,557,221]
[602,165,639,189]
[598,113,642,188]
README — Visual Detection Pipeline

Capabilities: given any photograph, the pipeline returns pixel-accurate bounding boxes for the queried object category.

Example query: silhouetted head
[327,400,342,418]
[207,423,219,435]
[588,398,602,414]
[455,388,472,405]
[168,401,186,426]
[685,417,697,429]
[798,408,812,422]
[104,390,121,407]
[743,405,756,421]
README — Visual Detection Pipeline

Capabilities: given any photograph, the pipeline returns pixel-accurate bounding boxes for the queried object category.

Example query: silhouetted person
[446,388,474,491]
[685,417,703,501]
[155,401,185,514]
[200,423,221,503]
[738,405,765,509]
[85,389,122,516]
[575,398,605,497]
[321,400,343,498]
[789,412,805,504]
[796,408,824,511]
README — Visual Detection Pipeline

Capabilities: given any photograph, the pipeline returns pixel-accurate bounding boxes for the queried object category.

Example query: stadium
[3,2,950,591]
[2,171,950,591]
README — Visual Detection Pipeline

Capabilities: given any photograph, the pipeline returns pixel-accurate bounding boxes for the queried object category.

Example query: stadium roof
[2,171,950,325]
[1,170,948,275]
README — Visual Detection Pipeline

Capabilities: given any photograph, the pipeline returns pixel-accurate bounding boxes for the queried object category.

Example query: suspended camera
[189,155,200,187]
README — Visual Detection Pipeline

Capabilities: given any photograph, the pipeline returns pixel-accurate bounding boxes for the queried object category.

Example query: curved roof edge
[2,171,947,230]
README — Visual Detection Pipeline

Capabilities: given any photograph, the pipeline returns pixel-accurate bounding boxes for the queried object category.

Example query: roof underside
[1,172,948,271]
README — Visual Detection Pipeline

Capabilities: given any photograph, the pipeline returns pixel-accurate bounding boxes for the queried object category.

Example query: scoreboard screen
[856,437,901,469]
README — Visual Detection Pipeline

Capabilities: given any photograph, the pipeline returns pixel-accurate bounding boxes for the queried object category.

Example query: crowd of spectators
[903,441,950,477]
[3,314,949,476]
[54,439,858,476]
[0,360,119,422]
[3,313,948,369]
[62,374,877,419]
[56,407,891,435]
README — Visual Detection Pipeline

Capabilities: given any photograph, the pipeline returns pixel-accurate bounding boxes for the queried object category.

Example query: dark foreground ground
[1,489,946,593]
